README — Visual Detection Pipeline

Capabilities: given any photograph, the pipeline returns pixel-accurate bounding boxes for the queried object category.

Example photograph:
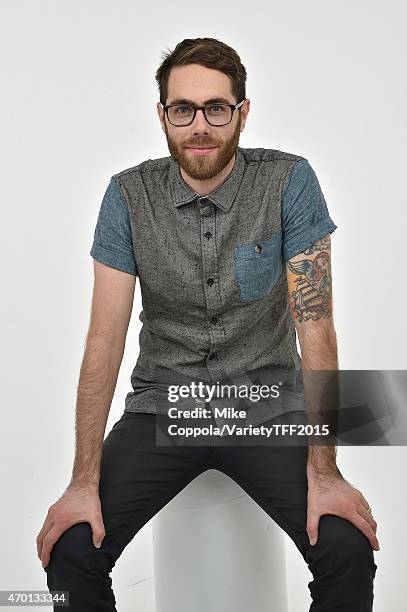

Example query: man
[37,37,379,610]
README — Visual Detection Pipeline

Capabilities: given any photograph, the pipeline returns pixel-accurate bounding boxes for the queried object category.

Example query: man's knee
[307,514,377,578]
[44,522,114,581]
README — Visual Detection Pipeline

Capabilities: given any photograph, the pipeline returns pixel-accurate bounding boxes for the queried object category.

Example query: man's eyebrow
[167,97,234,105]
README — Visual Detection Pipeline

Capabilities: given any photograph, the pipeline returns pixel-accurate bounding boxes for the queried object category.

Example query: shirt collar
[170,146,245,212]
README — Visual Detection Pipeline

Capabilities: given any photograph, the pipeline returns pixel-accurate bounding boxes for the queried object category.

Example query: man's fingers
[36,519,54,560]
[40,525,64,568]
[357,491,372,512]
[89,516,106,548]
[306,510,320,545]
[357,506,378,534]
[351,512,380,551]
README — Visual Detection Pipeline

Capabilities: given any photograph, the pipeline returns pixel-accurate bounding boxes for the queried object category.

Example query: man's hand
[36,482,105,569]
[306,473,380,551]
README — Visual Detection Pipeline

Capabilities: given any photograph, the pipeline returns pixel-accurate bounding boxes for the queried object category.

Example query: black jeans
[44,410,377,610]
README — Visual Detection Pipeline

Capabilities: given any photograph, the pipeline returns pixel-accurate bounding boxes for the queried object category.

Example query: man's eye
[175,106,191,114]
[206,105,228,115]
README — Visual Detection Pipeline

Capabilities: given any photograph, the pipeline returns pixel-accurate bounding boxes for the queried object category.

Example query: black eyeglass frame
[162,99,245,127]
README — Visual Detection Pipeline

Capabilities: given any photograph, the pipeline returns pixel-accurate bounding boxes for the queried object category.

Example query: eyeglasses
[162,100,245,127]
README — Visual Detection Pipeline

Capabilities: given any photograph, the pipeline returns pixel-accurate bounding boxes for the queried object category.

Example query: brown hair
[155,37,247,105]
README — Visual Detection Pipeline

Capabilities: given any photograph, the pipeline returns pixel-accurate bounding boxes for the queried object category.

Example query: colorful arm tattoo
[286,235,333,322]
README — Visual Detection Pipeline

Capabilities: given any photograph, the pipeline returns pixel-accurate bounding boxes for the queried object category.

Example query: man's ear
[240,98,250,132]
[156,102,165,133]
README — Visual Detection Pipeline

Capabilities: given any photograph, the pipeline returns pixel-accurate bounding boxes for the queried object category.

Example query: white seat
[152,468,288,612]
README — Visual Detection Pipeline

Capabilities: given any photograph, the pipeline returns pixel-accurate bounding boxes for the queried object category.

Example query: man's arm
[286,234,379,551]
[36,260,136,566]
[286,232,339,477]
[71,259,136,487]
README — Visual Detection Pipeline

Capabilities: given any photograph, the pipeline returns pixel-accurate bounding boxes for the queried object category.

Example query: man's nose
[191,108,210,131]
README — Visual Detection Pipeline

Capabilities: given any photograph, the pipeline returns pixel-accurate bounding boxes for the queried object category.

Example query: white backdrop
[1,1,406,610]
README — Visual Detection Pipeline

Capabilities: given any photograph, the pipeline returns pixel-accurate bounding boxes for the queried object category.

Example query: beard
[164,114,242,181]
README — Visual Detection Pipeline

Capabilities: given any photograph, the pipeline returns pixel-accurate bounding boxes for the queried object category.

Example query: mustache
[183,141,218,148]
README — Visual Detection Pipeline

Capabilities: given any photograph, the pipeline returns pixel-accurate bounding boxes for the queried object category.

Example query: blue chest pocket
[234,235,282,302]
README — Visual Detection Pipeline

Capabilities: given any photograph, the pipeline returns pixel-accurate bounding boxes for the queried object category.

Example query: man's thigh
[44,411,212,608]
[212,410,311,555]
[98,411,211,561]
[212,408,376,572]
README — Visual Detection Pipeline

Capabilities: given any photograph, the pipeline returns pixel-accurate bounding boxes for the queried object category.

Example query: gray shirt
[90,147,337,428]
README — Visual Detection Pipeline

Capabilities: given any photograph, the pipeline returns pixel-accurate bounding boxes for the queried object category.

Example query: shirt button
[255,244,263,253]
[210,316,218,324]
[207,278,214,286]
[198,196,208,204]
[204,231,212,239]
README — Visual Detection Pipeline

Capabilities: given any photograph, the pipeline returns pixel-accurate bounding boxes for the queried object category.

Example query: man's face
[157,64,250,180]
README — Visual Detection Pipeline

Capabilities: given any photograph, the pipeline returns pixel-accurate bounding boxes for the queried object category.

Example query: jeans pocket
[234,235,282,302]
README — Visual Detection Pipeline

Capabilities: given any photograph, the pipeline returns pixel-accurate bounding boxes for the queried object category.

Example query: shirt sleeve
[90,177,138,276]
[281,159,338,263]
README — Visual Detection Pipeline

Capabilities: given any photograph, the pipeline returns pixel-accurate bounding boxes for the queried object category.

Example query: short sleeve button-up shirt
[90,146,337,427]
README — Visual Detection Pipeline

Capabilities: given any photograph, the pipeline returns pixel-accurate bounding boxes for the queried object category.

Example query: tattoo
[287,236,333,322]
[302,234,330,255]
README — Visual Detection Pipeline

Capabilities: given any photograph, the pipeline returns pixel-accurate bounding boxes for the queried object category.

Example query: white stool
[152,468,288,612]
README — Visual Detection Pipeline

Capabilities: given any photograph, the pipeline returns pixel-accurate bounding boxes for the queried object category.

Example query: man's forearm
[70,333,125,488]
[300,325,341,479]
